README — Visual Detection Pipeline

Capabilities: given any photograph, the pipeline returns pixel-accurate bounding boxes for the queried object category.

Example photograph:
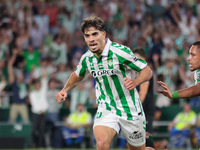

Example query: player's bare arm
[175,83,200,98]
[139,81,150,103]
[157,81,200,99]
[124,66,152,90]
[55,72,84,103]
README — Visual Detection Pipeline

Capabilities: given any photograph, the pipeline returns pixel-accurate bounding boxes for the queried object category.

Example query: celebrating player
[55,16,153,150]
[157,41,200,99]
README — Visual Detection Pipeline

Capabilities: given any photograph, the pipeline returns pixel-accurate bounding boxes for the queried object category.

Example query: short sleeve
[114,46,147,72]
[75,55,89,77]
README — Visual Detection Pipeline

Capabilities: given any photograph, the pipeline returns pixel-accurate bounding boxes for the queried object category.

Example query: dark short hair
[193,41,200,45]
[192,41,200,50]
[81,16,105,33]
[132,48,146,58]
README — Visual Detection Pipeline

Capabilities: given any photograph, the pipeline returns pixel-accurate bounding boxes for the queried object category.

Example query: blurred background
[0,0,200,149]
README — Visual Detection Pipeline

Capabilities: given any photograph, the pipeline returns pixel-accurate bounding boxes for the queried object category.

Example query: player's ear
[102,31,106,38]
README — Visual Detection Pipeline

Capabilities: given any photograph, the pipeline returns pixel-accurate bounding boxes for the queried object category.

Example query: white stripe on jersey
[110,46,147,70]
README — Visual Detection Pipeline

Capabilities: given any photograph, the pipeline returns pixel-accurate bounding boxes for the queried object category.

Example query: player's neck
[94,40,106,58]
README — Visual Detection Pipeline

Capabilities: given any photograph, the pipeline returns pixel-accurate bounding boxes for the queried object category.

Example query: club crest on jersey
[108,59,113,66]
[91,69,116,77]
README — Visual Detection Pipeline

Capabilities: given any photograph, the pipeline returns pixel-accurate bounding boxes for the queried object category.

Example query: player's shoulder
[82,50,93,57]
[79,50,92,61]
[110,42,133,55]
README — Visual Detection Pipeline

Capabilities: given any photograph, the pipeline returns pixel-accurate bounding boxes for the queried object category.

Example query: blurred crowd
[1,0,200,148]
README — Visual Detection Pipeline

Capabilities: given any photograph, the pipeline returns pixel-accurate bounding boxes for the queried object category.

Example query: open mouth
[90,43,97,50]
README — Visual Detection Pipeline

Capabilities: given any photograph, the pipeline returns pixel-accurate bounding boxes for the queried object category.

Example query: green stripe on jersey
[88,57,111,111]
[111,42,132,55]
[107,51,122,117]
[108,50,134,119]
[98,57,121,116]
[112,42,146,72]
[79,57,88,77]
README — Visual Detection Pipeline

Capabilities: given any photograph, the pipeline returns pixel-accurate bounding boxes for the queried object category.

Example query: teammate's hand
[123,77,136,90]
[55,91,67,103]
[156,81,172,98]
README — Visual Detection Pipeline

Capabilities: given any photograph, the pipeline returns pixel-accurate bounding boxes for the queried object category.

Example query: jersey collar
[90,38,111,57]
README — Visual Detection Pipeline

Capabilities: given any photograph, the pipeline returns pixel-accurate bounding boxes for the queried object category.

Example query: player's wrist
[172,91,179,99]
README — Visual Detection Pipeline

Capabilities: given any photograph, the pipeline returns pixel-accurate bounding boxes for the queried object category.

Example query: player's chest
[87,56,122,78]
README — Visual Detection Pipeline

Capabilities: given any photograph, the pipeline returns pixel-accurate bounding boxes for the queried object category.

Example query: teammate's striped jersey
[75,38,147,120]
[194,69,200,84]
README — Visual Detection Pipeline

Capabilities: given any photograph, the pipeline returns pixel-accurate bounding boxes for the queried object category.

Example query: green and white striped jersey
[75,38,147,120]
[194,69,200,84]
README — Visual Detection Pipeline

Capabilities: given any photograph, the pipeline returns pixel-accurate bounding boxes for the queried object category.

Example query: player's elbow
[146,66,153,80]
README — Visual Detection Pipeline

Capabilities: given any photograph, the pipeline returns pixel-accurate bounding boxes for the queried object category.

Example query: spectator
[57,8,76,35]
[156,61,178,93]
[15,23,31,50]
[62,103,92,148]
[29,68,48,148]
[194,112,200,147]
[71,37,87,58]
[0,69,7,121]
[44,1,58,36]
[45,78,62,148]
[46,78,62,124]
[69,82,90,113]
[8,50,29,124]
[23,45,40,82]
[161,40,178,64]
[0,26,10,61]
[12,47,25,78]
[30,22,43,49]
[57,63,72,86]
[32,59,56,79]
[50,35,68,66]
[168,103,197,148]
[147,0,165,23]
[34,6,49,36]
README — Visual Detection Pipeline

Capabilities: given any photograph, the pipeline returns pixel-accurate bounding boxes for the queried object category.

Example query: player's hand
[55,91,67,103]
[123,77,137,90]
[156,81,172,98]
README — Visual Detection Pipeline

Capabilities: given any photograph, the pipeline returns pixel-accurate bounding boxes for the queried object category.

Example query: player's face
[83,27,106,56]
[187,45,200,71]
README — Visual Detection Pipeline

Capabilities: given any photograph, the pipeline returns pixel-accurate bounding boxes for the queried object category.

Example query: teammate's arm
[55,72,84,103]
[124,66,152,90]
[157,81,200,98]
[139,81,150,103]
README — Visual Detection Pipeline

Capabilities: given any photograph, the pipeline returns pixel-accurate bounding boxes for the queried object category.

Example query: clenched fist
[123,77,137,90]
[55,91,67,103]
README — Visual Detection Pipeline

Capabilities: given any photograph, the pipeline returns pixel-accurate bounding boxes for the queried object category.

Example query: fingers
[157,81,168,89]
[157,81,167,87]
[55,92,67,103]
[123,78,135,90]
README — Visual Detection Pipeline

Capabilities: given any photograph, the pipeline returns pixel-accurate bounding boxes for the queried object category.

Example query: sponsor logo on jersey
[129,131,143,139]
[91,69,116,77]
[133,56,139,62]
